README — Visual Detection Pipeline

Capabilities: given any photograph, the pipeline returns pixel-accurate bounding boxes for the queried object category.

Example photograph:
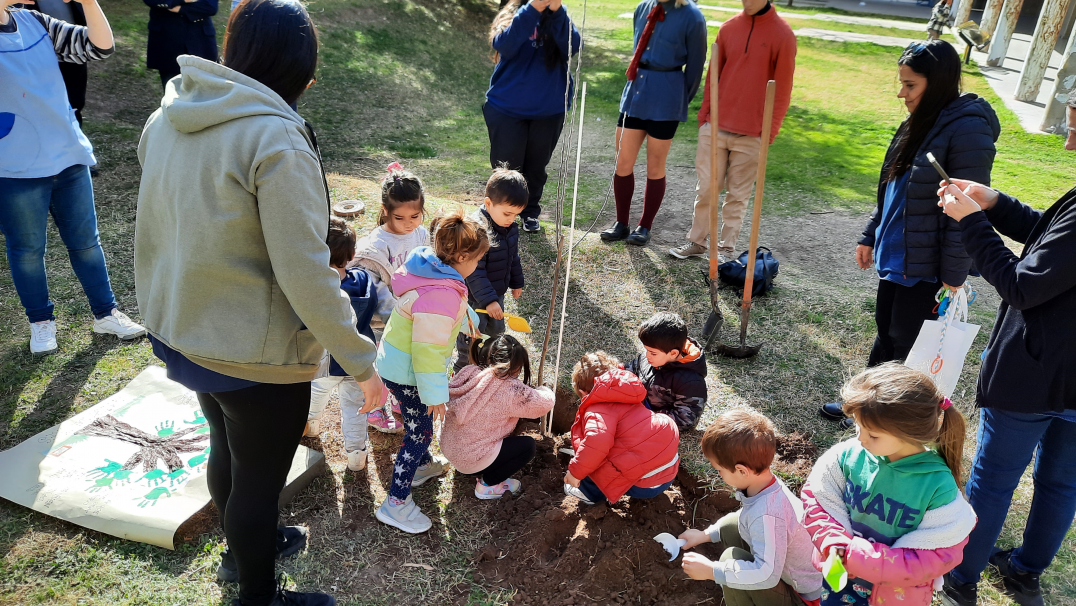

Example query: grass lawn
[1,0,1074,603]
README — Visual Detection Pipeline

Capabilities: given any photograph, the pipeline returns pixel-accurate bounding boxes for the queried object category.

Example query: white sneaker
[411,456,447,487]
[346,448,368,472]
[29,320,58,355]
[564,483,596,505]
[375,495,432,534]
[303,418,322,438]
[93,309,147,340]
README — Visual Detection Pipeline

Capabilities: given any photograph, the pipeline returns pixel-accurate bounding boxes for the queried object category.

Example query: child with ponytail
[373,210,490,534]
[350,162,429,433]
[442,334,555,500]
[801,363,976,606]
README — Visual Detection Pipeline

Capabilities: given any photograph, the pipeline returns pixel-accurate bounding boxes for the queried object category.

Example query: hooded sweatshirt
[135,56,376,384]
[800,439,976,606]
[568,368,680,502]
[375,247,479,405]
[626,337,708,429]
[442,365,555,474]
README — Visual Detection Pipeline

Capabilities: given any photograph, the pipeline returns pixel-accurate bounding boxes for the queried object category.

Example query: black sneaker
[990,548,1045,606]
[232,579,335,606]
[939,572,978,606]
[217,526,309,583]
[522,217,540,233]
[625,226,651,246]
[819,401,846,421]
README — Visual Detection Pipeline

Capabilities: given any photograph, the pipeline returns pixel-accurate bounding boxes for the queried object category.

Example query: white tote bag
[905,287,980,398]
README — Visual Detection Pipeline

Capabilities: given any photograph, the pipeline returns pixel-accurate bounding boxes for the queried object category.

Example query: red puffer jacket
[569,369,681,502]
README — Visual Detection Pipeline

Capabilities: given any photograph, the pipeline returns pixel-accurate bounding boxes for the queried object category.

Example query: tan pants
[685,124,761,256]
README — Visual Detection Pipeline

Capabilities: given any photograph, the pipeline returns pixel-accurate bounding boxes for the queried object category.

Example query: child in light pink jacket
[443,334,554,500]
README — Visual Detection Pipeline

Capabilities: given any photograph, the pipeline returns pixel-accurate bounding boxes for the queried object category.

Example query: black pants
[479,435,536,485]
[198,383,310,606]
[159,68,181,90]
[453,295,505,373]
[57,62,88,126]
[483,103,565,221]
[868,279,939,367]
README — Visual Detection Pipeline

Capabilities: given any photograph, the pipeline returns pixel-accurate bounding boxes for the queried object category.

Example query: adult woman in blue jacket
[484,0,581,233]
[143,0,218,88]
[601,0,706,245]
[1,0,146,355]
[937,181,1076,606]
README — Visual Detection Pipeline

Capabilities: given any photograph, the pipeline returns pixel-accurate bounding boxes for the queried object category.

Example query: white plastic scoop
[653,533,688,561]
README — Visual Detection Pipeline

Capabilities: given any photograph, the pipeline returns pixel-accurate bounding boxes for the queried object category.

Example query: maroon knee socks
[614,173,634,225]
[639,177,666,230]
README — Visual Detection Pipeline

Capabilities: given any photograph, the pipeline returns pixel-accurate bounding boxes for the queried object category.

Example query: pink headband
[940,397,953,411]
[386,162,403,183]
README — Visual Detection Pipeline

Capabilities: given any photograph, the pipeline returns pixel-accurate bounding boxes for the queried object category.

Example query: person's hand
[855,244,873,270]
[823,545,847,559]
[942,282,962,292]
[529,0,551,10]
[549,0,563,10]
[511,288,522,299]
[356,373,385,415]
[678,529,711,550]
[682,552,717,581]
[935,178,998,212]
[938,183,983,222]
[428,403,446,424]
[564,470,580,487]
[486,301,504,320]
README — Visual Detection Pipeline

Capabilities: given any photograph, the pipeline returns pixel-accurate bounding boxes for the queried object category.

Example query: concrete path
[965,34,1066,134]
[698,4,927,31]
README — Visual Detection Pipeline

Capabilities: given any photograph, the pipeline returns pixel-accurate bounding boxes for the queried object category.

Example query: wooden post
[979,0,1007,40]
[986,0,1027,66]
[953,0,974,30]
[1041,26,1076,133]
[1015,0,1074,102]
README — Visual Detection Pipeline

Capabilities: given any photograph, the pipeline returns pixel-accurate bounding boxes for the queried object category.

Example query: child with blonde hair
[373,210,490,534]
[802,363,976,606]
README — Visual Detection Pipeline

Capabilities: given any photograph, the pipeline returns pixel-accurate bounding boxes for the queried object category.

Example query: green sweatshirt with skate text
[836,440,958,546]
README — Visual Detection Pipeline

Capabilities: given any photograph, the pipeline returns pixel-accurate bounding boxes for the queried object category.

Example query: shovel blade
[715,342,762,359]
[505,315,532,333]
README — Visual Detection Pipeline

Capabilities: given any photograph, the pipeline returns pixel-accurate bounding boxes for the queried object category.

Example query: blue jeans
[951,407,1076,584]
[0,164,116,322]
[578,475,673,503]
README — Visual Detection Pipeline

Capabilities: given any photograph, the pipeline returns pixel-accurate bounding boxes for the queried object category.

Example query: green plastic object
[823,550,848,592]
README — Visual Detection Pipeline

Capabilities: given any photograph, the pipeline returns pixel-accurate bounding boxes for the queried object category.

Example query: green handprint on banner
[140,469,167,486]
[184,411,207,425]
[187,446,211,470]
[87,459,123,479]
[87,477,113,492]
[166,468,189,487]
[155,421,175,437]
[134,486,171,508]
[111,469,134,486]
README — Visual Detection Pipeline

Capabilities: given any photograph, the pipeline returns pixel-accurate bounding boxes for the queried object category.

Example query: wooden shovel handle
[741,80,776,310]
[707,40,721,281]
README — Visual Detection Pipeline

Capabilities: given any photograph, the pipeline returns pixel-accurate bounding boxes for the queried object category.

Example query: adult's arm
[176,0,217,20]
[958,192,1076,310]
[984,190,1042,244]
[769,32,796,143]
[548,6,582,58]
[682,14,708,105]
[938,115,997,287]
[255,148,378,381]
[491,3,542,62]
[31,9,113,63]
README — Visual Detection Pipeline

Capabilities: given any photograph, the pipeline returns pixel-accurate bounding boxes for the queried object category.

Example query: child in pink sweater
[443,334,554,500]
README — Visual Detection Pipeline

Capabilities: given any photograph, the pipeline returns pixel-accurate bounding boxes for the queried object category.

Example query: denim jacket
[619,0,708,122]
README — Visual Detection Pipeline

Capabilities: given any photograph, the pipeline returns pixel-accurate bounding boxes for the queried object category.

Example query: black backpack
[718,247,779,297]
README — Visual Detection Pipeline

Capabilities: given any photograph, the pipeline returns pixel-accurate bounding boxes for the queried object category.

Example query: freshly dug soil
[470,421,738,605]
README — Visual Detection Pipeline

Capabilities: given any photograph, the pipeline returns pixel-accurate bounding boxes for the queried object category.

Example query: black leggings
[198,382,310,606]
[868,279,940,367]
[479,435,536,485]
[483,103,565,221]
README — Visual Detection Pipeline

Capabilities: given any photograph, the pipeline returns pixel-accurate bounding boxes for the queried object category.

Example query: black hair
[379,165,426,226]
[223,0,319,107]
[887,40,962,181]
[469,333,532,385]
[485,166,529,209]
[638,312,689,354]
[326,217,356,268]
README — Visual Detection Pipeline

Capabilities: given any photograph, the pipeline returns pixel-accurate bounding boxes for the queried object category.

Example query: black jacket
[860,94,1000,287]
[962,187,1076,414]
[626,338,708,429]
[465,208,524,309]
[143,0,218,73]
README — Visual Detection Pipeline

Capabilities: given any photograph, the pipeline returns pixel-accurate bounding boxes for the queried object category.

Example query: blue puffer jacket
[859,94,1000,287]
[465,208,524,309]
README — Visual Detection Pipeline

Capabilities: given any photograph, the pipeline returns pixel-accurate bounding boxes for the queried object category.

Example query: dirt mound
[469,422,738,605]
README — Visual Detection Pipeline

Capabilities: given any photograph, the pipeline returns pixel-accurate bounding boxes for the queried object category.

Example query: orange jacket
[697,6,796,143]
[569,369,680,502]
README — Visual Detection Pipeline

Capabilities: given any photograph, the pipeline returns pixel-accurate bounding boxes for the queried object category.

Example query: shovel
[700,41,727,352]
[714,80,776,359]
[475,309,532,333]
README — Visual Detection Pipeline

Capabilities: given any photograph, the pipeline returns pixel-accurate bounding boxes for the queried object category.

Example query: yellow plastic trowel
[475,309,532,333]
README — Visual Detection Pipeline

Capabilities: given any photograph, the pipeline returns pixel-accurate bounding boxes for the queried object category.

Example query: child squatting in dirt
[625,311,708,430]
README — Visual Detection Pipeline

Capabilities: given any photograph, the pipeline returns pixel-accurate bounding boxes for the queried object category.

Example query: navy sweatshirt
[485,4,582,120]
[328,268,378,377]
[961,188,1076,414]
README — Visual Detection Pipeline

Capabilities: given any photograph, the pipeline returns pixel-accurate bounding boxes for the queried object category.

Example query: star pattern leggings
[384,378,433,501]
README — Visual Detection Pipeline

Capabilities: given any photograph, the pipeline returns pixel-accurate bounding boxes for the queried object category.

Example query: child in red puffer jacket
[563,351,681,505]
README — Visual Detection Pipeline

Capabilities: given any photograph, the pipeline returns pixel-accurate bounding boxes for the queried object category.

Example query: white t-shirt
[352,225,430,325]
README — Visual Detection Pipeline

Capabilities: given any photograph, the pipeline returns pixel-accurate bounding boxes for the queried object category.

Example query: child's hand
[682,552,716,581]
[564,470,580,487]
[428,404,446,424]
[486,301,504,320]
[678,529,710,550]
[511,288,522,299]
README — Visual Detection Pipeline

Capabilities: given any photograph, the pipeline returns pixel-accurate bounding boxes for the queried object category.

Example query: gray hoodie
[135,56,376,384]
